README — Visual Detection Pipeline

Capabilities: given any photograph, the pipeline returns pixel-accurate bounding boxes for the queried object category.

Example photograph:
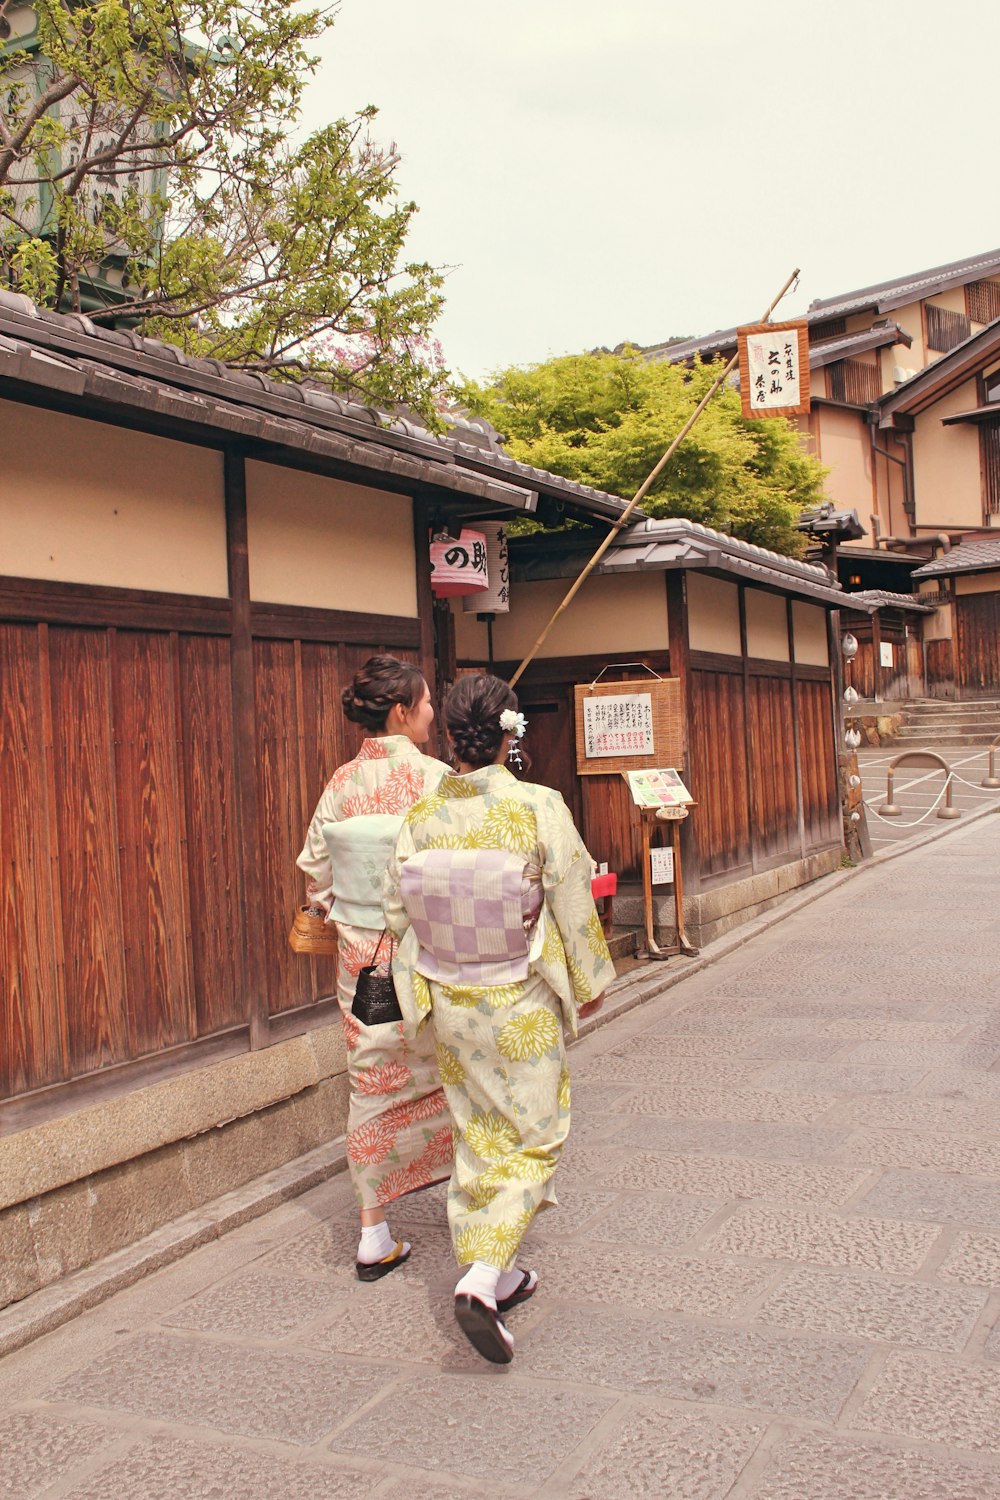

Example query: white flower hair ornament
[499,708,528,767]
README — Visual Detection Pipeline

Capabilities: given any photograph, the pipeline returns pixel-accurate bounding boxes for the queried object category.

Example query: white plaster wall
[744,587,790,661]
[0,398,228,595]
[955,570,1000,596]
[792,601,830,665]
[245,461,417,615]
[911,378,983,531]
[453,571,669,663]
[687,573,741,655]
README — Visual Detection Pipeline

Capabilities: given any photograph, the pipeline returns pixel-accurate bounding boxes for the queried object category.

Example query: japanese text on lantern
[737,320,810,418]
[582,694,655,758]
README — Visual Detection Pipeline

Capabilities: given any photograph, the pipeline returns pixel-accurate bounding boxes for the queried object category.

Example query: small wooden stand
[639,807,699,962]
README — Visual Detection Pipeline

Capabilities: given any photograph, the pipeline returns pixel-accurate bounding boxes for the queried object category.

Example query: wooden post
[738,584,758,872]
[664,570,700,893]
[411,497,440,755]
[871,609,884,704]
[787,596,807,860]
[224,446,270,1051]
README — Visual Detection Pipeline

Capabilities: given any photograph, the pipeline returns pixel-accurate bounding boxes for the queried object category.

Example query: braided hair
[444,673,525,770]
[341,656,426,734]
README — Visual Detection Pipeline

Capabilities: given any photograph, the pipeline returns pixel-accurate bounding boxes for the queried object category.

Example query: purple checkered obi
[399,848,543,985]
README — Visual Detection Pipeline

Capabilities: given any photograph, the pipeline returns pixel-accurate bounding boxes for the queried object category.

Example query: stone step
[904,707,1000,721]
[891,732,998,748]
[897,719,1000,733]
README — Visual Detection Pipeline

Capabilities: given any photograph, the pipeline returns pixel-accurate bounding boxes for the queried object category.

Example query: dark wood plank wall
[0,452,423,1106]
[688,657,839,884]
[926,637,957,699]
[491,616,840,886]
[957,592,1000,697]
[841,614,923,702]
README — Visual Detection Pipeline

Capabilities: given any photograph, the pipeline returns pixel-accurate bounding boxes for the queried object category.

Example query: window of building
[926,304,970,353]
[981,420,1000,518]
[966,279,1000,326]
[828,357,881,404]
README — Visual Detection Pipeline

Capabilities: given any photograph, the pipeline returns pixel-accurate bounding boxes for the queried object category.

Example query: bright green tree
[461,349,828,554]
[0,1,446,412]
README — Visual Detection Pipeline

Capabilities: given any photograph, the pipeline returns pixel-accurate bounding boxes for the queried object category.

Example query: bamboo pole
[509,267,802,688]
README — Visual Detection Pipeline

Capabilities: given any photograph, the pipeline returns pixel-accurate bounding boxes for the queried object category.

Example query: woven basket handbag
[287,905,339,957]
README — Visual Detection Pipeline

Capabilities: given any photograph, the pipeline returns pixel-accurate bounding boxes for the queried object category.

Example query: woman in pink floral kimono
[297,656,452,1280]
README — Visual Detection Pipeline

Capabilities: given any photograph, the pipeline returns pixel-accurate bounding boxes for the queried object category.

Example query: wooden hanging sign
[574,676,684,776]
[737,319,811,418]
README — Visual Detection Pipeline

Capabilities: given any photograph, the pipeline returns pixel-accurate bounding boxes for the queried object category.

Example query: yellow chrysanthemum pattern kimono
[383,765,615,1270]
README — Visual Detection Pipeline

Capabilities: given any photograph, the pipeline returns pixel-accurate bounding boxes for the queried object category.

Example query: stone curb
[2,798,996,1357]
[0,1140,348,1359]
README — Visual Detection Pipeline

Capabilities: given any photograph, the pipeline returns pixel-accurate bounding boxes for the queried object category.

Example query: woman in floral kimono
[383,673,615,1362]
[297,656,453,1281]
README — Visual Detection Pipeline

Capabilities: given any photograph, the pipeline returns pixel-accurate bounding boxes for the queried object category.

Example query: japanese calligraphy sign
[574,677,684,776]
[737,319,811,419]
[582,694,654,759]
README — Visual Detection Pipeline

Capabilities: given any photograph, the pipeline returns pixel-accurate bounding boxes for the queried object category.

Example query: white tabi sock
[495,1265,530,1302]
[455,1260,501,1308]
[358,1221,408,1265]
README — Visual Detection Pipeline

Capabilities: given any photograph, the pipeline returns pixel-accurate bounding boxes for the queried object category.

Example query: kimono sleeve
[540,792,616,1010]
[296,785,338,911]
[381,818,433,1035]
[382,818,416,941]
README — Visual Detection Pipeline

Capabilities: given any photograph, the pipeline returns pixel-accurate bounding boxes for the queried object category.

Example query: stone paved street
[3,813,1000,1498]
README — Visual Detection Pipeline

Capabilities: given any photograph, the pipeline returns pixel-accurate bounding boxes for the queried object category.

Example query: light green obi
[323,814,404,929]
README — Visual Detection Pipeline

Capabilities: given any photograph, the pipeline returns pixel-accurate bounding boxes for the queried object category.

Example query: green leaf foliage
[460,349,829,555]
[0,1,448,415]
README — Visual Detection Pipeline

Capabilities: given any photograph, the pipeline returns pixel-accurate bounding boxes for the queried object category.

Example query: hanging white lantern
[842,632,859,659]
[845,728,862,749]
[430,528,489,597]
[463,520,511,614]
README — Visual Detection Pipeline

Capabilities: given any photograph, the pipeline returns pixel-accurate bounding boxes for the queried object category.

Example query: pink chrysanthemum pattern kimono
[383,765,616,1271]
[297,736,453,1209]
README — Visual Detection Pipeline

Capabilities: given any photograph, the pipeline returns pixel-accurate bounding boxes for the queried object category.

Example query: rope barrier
[863,778,951,827]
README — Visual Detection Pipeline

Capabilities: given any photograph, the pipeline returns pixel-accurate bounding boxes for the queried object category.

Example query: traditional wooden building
[0,288,628,1311]
[910,539,1000,698]
[454,518,858,948]
[647,251,1000,704]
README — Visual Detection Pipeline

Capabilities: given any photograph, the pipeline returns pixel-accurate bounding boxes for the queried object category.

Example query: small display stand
[623,769,699,962]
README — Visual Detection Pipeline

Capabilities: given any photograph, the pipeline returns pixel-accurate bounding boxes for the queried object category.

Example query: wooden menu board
[574,677,684,776]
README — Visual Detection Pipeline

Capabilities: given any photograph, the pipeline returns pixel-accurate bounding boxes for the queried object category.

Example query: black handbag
[351,930,403,1027]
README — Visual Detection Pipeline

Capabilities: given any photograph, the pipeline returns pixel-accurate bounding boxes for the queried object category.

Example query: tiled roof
[911,538,1000,578]
[644,321,908,375]
[807,323,910,368]
[840,589,937,612]
[807,248,1000,320]
[877,315,1000,423]
[513,517,860,609]
[0,290,632,522]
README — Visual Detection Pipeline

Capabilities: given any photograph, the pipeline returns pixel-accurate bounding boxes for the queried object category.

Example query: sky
[301,0,1000,383]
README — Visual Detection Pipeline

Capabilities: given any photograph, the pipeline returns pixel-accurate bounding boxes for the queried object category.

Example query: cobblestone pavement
[4,815,1000,1498]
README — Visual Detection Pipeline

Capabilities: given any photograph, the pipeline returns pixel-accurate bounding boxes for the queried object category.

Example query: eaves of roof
[512,517,861,609]
[840,589,937,613]
[807,323,911,368]
[911,540,1000,578]
[646,321,909,374]
[0,291,631,523]
[807,249,1000,321]
[877,316,1000,427]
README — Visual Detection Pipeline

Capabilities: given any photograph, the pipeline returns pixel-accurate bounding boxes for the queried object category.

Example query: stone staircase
[893,697,1000,749]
